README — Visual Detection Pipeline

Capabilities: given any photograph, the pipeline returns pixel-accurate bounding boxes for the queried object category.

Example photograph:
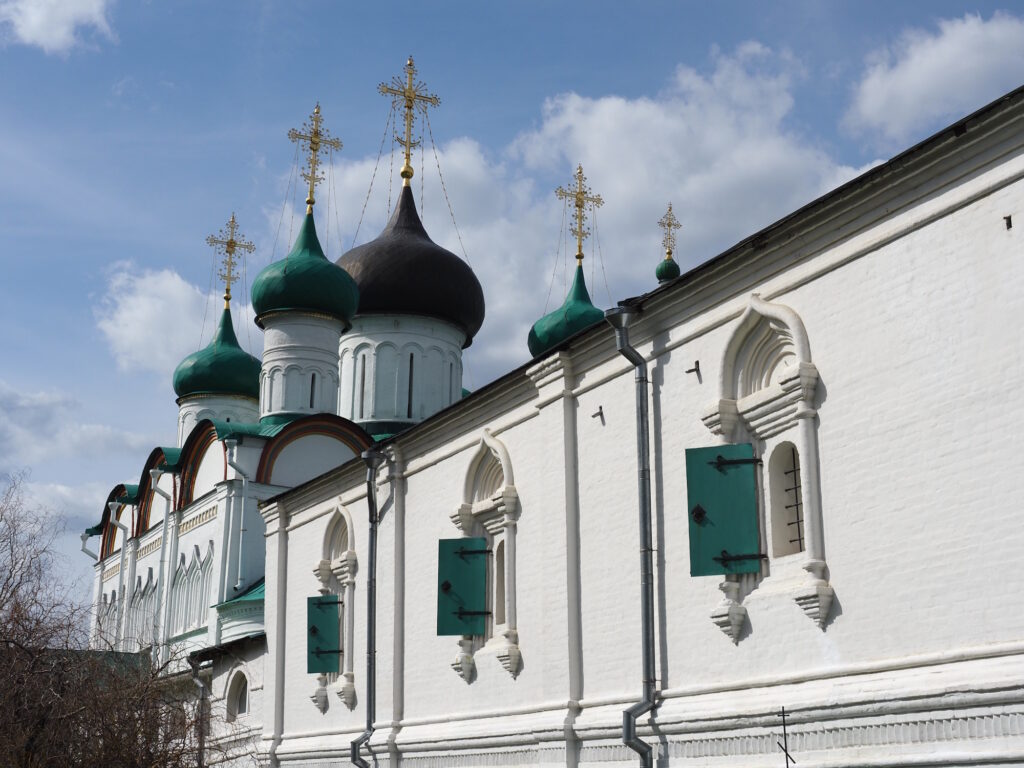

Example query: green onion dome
[173,307,260,400]
[528,265,605,358]
[251,212,359,329]
[656,253,681,283]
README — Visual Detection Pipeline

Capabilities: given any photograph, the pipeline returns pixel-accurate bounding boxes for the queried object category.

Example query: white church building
[83,69,1024,767]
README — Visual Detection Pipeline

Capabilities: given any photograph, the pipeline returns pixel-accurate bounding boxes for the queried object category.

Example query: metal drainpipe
[605,305,657,767]
[351,447,386,768]
[224,440,249,592]
[80,532,98,560]
[188,654,209,768]
[108,504,130,649]
[149,470,173,656]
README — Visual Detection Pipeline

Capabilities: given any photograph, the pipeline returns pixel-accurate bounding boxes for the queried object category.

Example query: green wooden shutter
[437,537,489,636]
[307,595,341,674]
[686,443,763,576]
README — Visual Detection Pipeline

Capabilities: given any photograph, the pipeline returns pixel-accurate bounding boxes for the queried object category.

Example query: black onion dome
[337,186,485,347]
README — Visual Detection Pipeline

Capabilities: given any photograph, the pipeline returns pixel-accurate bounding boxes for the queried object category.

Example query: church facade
[85,76,1024,767]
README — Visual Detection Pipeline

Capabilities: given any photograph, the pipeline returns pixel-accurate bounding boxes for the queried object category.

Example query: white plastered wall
[338,314,464,428]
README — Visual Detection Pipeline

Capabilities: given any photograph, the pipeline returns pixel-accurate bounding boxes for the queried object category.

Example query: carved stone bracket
[794,559,834,629]
[451,637,477,684]
[311,673,329,713]
[336,671,356,709]
[711,579,746,644]
[494,629,523,678]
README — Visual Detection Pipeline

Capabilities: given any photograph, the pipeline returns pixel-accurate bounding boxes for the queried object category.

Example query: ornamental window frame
[448,430,522,681]
[701,294,833,637]
[311,506,358,710]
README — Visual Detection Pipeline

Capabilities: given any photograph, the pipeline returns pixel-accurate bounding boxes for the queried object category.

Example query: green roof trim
[84,522,104,537]
[527,265,605,358]
[159,447,183,472]
[116,484,140,505]
[251,213,359,328]
[172,307,261,400]
[217,578,265,607]
[205,417,291,443]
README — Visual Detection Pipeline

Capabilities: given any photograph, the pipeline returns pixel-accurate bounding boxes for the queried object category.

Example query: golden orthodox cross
[379,56,440,186]
[658,202,682,258]
[556,164,604,264]
[206,213,254,307]
[288,103,342,214]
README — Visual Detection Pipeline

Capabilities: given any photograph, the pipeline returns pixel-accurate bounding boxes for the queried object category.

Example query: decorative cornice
[179,505,217,535]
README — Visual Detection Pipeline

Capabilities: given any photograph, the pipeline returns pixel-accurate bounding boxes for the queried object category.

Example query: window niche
[226,672,248,722]
[312,508,357,711]
[448,430,521,681]
[702,294,833,633]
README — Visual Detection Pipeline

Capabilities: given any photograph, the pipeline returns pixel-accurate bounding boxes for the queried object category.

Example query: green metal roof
[206,418,287,442]
[159,447,183,472]
[528,264,605,358]
[251,212,359,328]
[116,484,140,505]
[172,306,260,400]
[217,578,265,607]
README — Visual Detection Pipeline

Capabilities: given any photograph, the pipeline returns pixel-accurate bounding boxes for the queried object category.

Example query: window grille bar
[786,445,805,551]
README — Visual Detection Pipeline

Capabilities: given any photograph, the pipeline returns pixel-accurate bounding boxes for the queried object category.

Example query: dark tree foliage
[0,472,242,768]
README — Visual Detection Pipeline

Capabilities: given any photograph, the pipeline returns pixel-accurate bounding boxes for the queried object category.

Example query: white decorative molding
[336,671,356,709]
[179,505,217,535]
[526,351,575,410]
[314,507,358,709]
[310,673,329,714]
[704,294,833,632]
[710,578,746,644]
[449,431,523,680]
[138,536,163,559]
[793,559,834,629]
[495,629,522,678]
[451,637,477,684]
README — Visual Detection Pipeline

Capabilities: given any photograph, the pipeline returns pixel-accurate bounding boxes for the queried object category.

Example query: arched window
[700,294,833,633]
[445,431,522,682]
[226,673,248,721]
[769,442,805,558]
[312,509,358,710]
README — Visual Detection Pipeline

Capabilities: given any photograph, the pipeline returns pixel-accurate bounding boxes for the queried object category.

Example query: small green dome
[173,307,260,400]
[528,265,605,357]
[251,213,359,328]
[656,255,681,283]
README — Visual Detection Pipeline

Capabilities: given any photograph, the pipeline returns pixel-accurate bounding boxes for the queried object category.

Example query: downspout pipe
[351,447,386,768]
[108,503,130,649]
[188,653,209,768]
[80,532,98,561]
[224,439,249,592]
[149,469,173,657]
[606,305,657,767]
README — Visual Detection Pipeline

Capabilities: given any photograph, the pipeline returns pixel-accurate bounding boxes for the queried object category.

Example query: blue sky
[2,1,1023,597]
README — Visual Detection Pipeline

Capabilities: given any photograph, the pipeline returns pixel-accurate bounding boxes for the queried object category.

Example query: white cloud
[94,262,260,379]
[97,44,862,390]
[845,12,1024,146]
[0,0,114,54]
[400,44,856,384]
[0,380,153,474]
